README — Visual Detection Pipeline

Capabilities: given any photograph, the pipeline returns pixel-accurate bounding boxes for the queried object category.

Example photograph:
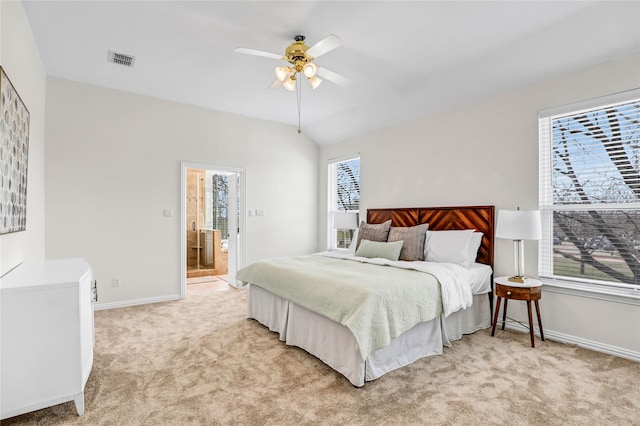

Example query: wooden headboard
[367,206,495,267]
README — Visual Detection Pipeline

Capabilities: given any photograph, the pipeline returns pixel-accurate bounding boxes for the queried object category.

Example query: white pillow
[424,229,476,267]
[467,232,483,264]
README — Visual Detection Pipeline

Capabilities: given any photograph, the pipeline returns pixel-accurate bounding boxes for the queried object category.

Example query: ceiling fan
[235,34,350,91]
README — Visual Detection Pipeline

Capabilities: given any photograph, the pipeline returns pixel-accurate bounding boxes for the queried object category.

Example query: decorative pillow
[355,239,404,261]
[356,220,392,250]
[467,232,483,264]
[424,229,476,267]
[387,223,429,261]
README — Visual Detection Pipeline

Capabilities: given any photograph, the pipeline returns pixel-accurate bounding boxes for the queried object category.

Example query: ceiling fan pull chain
[296,75,302,134]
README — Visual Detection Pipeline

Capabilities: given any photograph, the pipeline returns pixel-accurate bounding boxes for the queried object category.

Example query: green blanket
[237,254,442,360]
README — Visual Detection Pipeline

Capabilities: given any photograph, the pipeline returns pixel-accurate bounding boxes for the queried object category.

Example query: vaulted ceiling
[21,1,640,145]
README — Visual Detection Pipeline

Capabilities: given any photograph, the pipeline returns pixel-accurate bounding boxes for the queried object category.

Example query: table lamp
[333,211,359,249]
[495,208,542,283]
[333,211,358,230]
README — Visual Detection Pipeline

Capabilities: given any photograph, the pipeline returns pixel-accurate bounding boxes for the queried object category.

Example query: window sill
[540,278,640,306]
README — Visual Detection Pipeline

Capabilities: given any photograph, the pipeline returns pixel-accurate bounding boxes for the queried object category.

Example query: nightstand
[491,276,544,347]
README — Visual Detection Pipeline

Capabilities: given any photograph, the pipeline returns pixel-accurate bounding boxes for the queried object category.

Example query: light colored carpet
[4,284,639,425]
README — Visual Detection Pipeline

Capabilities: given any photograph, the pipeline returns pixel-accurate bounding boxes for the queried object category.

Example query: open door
[181,162,245,297]
[226,171,242,287]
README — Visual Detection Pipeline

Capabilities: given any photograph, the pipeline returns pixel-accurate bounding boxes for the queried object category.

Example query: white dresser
[0,258,95,420]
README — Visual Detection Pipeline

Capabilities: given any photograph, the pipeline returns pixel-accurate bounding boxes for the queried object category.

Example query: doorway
[180,162,245,298]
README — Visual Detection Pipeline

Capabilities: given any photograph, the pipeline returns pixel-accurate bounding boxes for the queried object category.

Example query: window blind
[539,90,640,289]
[328,156,360,249]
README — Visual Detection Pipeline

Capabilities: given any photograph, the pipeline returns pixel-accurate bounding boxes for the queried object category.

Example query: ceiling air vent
[108,50,135,67]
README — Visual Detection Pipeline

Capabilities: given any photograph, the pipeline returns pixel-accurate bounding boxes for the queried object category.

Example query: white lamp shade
[275,66,290,82]
[333,211,358,229]
[308,75,322,90]
[283,76,296,91]
[303,62,317,78]
[495,209,542,240]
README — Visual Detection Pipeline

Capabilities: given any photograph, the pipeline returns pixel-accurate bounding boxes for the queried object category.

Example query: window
[205,172,229,240]
[539,90,640,291]
[328,156,360,250]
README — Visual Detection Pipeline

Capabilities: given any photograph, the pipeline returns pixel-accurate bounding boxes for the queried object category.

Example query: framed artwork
[0,66,30,234]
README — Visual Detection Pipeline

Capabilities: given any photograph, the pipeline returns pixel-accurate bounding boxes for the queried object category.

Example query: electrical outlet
[112,277,121,287]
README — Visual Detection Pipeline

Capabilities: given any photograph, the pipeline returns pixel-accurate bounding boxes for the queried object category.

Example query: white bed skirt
[248,285,490,387]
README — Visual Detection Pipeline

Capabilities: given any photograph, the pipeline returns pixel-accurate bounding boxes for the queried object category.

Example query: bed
[238,206,495,387]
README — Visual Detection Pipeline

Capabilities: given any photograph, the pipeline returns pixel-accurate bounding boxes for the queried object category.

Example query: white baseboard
[95,295,639,362]
[505,323,640,362]
[94,294,182,311]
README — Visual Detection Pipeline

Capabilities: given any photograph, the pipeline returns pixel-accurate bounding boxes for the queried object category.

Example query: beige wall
[0,1,47,275]
[319,52,640,356]
[44,78,318,305]
[5,0,638,357]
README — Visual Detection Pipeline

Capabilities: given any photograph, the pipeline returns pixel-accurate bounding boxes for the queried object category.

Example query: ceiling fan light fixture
[308,75,322,90]
[283,75,297,91]
[275,66,290,82]
[303,62,317,78]
[234,34,350,134]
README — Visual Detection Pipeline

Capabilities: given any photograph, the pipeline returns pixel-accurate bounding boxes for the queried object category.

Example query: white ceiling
[21,1,640,145]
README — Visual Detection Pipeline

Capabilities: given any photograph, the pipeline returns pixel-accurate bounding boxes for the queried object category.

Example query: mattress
[466,262,493,294]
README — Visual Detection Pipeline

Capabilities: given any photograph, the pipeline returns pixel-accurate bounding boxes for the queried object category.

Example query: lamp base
[508,275,527,283]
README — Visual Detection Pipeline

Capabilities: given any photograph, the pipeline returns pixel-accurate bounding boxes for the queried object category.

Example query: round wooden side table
[491,276,544,347]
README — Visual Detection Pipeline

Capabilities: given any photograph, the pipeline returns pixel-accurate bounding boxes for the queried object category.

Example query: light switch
[163,208,174,217]
[248,210,254,217]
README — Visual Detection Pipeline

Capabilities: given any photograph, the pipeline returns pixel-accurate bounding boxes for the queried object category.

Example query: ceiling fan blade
[306,34,342,58]
[316,66,350,87]
[269,79,283,90]
[234,47,283,61]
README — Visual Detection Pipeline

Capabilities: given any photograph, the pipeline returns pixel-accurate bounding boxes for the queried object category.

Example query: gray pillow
[356,220,392,250]
[387,223,429,261]
[355,239,404,261]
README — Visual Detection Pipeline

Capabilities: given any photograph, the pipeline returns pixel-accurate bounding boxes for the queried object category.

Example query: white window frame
[328,155,360,251]
[538,89,640,305]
